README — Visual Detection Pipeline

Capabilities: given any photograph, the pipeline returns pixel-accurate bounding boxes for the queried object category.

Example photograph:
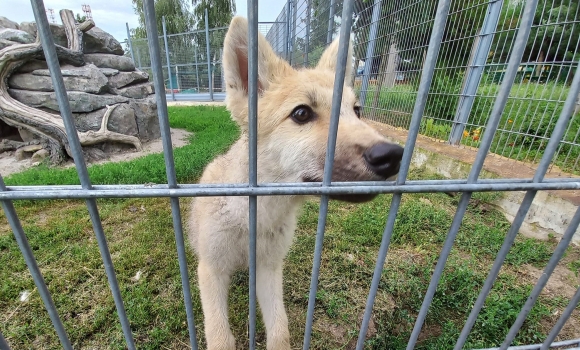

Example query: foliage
[130,0,195,39]
[191,0,235,30]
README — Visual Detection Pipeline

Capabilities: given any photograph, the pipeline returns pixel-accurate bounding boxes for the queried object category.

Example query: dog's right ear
[223,17,290,111]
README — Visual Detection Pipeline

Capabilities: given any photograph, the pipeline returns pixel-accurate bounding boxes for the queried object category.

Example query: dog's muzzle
[363,142,404,179]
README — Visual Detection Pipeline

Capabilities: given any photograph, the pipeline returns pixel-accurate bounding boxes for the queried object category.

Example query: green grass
[1,106,579,349]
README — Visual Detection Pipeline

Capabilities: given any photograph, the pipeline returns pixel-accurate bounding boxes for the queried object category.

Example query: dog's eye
[290,105,314,124]
[354,106,361,119]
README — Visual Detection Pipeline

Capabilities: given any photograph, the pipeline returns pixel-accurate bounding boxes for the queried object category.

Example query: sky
[1,0,287,44]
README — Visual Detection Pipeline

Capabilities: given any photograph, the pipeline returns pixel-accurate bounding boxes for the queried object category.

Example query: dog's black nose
[363,142,404,178]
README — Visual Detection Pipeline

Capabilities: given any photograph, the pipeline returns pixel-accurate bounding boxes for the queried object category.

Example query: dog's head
[223,17,404,202]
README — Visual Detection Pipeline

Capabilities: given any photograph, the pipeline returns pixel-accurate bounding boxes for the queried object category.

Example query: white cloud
[3,0,287,44]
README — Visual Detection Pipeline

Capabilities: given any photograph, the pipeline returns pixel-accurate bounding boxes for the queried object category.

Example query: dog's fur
[187,16,403,350]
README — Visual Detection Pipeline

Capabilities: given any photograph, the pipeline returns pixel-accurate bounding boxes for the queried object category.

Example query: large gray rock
[113,83,154,99]
[8,89,129,113]
[0,28,34,44]
[0,16,19,29]
[108,70,149,88]
[129,97,160,141]
[73,103,138,136]
[8,64,109,94]
[99,68,119,77]
[19,22,68,47]
[0,39,18,50]
[17,60,48,73]
[83,27,124,55]
[84,53,135,71]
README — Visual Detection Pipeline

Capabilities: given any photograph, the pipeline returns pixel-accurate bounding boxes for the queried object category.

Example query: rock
[129,97,160,141]
[8,64,109,94]
[8,89,130,113]
[0,17,19,29]
[18,128,37,142]
[82,27,124,55]
[14,144,43,161]
[31,149,49,163]
[19,22,68,47]
[17,60,48,73]
[99,68,119,77]
[113,83,154,99]
[108,70,149,88]
[74,103,138,137]
[0,39,18,50]
[84,54,135,71]
[0,28,34,44]
[82,147,108,162]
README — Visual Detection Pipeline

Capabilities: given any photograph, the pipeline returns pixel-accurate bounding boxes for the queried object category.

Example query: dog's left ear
[316,37,354,86]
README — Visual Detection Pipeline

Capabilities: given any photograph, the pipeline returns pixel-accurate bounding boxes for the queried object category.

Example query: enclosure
[1,0,580,349]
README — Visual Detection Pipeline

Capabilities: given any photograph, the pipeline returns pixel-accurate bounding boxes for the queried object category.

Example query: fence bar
[205,8,213,101]
[125,22,135,64]
[356,0,452,347]
[193,45,201,92]
[30,1,136,348]
[290,0,297,65]
[0,330,9,350]
[285,0,291,60]
[359,0,382,109]
[0,175,72,350]
[541,288,580,350]
[162,17,176,101]
[327,0,335,44]
[455,54,580,350]
[448,0,503,145]
[478,338,580,350]
[143,0,199,348]
[303,1,355,348]
[500,209,580,348]
[304,0,311,67]
[407,0,540,346]
[248,0,259,348]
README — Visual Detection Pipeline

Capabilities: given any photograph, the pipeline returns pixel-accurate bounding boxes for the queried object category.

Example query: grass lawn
[1,106,579,349]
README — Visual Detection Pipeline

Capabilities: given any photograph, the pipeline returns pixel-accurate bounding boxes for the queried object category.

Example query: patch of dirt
[517,264,578,300]
[0,128,192,177]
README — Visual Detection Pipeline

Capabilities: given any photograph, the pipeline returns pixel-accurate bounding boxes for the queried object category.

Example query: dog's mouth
[301,176,384,203]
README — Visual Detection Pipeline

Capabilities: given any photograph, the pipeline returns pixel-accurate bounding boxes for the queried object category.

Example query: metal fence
[1,0,580,350]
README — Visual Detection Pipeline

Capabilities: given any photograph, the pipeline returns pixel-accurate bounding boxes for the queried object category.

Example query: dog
[187,16,404,350]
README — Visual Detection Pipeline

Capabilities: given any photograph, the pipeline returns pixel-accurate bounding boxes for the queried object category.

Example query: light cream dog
[188,16,404,350]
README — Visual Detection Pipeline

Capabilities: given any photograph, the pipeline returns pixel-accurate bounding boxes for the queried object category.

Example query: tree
[191,0,235,29]
[131,0,195,39]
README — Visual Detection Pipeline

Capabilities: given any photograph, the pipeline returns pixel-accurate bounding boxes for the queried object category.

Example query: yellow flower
[463,130,469,137]
[508,119,513,123]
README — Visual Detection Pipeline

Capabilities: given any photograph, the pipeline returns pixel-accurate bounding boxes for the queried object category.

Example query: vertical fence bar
[0,175,72,350]
[205,8,214,101]
[327,0,336,44]
[143,0,199,348]
[247,0,259,349]
[289,0,297,66]
[125,22,136,64]
[448,0,503,145]
[0,330,9,350]
[355,0,452,347]
[303,1,355,349]
[359,0,381,109]
[194,45,201,92]
[454,54,580,350]
[541,286,580,350]
[304,0,311,67]
[406,0,540,348]
[29,2,136,349]
[162,16,176,101]
[285,0,291,60]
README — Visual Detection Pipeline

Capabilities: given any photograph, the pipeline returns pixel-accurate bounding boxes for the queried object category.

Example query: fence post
[205,8,214,101]
[304,0,311,67]
[285,0,291,61]
[359,0,382,109]
[289,0,297,66]
[448,0,503,145]
[125,22,136,65]
[194,44,201,92]
[327,0,336,44]
[162,16,176,101]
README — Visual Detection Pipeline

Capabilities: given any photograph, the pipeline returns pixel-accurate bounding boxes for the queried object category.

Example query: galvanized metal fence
[1,0,580,350]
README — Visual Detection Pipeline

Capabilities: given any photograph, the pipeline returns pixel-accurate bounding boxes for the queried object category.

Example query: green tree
[131,0,195,39]
[191,0,235,29]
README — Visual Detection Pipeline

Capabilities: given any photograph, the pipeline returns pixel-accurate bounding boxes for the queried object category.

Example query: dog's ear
[223,16,289,96]
[316,37,354,86]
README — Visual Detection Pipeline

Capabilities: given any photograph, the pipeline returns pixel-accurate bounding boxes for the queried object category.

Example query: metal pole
[359,0,382,109]
[304,0,311,67]
[125,22,136,64]
[205,8,213,101]
[290,0,297,66]
[448,0,503,144]
[162,16,176,101]
[194,43,201,92]
[136,48,142,69]
[327,0,336,44]
[285,0,291,61]
[0,330,10,350]
[144,0,199,348]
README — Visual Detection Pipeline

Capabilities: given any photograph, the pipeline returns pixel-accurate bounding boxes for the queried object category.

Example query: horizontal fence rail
[1,0,579,349]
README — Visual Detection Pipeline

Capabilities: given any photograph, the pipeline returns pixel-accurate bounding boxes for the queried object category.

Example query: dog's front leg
[257,263,291,350]
[198,260,235,350]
